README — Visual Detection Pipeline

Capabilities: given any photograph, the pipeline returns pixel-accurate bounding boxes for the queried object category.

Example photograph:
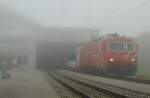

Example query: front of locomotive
[104,36,138,75]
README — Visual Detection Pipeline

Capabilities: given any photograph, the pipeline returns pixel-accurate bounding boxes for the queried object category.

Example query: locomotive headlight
[132,58,136,62]
[110,58,114,62]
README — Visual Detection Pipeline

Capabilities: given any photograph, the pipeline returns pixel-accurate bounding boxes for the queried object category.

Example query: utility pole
[87,0,91,28]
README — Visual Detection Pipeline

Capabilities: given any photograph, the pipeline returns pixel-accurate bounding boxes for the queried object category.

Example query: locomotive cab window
[127,43,134,51]
[109,43,125,51]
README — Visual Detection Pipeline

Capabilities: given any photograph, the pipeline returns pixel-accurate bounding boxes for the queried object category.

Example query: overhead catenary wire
[58,0,71,26]
[119,0,150,15]
[87,0,91,28]
[57,0,150,29]
[100,0,150,27]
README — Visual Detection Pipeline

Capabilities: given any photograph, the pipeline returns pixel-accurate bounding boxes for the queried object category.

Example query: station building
[36,27,99,69]
[0,28,98,69]
[0,7,99,69]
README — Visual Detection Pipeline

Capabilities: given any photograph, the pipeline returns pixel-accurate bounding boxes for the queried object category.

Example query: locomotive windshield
[109,42,134,51]
[109,43,125,51]
[127,43,134,51]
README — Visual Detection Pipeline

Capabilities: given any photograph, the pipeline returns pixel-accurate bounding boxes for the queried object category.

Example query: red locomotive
[69,34,138,75]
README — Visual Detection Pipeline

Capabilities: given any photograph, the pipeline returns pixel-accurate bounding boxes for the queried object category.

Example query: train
[67,33,138,75]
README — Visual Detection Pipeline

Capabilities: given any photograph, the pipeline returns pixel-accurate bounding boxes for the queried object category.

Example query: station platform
[60,70,150,95]
[0,69,58,98]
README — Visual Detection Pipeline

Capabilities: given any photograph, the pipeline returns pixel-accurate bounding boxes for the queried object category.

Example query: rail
[45,71,150,98]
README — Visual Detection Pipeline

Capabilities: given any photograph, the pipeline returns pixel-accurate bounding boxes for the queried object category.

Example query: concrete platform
[0,69,58,98]
[61,70,150,95]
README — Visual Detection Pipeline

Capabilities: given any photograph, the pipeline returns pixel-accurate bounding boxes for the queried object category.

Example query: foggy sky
[1,0,150,37]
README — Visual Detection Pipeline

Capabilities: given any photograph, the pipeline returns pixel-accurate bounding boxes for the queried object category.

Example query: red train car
[75,34,138,75]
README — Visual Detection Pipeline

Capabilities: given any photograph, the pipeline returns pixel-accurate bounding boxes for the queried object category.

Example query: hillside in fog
[137,32,150,76]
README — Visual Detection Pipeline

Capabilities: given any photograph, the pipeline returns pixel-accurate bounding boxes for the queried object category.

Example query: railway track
[45,70,150,98]
[44,71,81,98]
[46,71,124,98]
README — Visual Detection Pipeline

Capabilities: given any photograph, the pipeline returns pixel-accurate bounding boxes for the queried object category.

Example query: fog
[0,0,150,75]
[137,32,150,76]
[0,1,150,97]
[1,0,150,36]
